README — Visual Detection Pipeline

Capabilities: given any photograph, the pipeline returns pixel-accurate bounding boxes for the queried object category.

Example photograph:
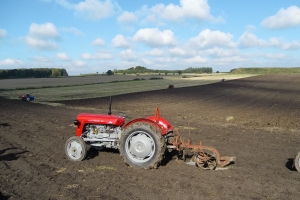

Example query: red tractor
[65,97,235,170]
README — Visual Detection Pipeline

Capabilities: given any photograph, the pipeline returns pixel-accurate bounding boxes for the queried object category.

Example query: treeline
[184,67,213,73]
[114,66,213,74]
[0,68,69,79]
[230,67,300,74]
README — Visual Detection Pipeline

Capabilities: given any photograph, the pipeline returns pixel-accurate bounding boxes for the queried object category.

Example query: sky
[1,0,300,75]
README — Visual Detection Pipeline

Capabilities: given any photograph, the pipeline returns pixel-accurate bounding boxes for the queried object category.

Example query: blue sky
[1,0,300,75]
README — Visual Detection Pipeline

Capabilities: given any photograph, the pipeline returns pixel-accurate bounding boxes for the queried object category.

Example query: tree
[106,70,114,76]
[51,68,61,77]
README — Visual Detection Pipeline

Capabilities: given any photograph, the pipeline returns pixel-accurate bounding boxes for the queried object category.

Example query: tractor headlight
[74,120,80,126]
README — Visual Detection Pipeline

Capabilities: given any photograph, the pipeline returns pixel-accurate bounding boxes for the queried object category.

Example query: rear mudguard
[124,117,173,136]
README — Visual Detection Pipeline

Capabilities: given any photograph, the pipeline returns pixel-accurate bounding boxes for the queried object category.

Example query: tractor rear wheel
[65,136,87,161]
[119,122,165,169]
[294,151,300,172]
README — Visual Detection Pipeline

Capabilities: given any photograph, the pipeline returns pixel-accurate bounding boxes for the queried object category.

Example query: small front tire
[65,136,87,161]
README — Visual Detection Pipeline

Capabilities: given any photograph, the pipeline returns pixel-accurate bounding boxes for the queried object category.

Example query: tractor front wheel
[119,122,165,169]
[294,151,300,172]
[65,136,87,161]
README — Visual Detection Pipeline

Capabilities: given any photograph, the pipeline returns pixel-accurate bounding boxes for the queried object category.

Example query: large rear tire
[65,136,87,161]
[294,151,300,172]
[119,122,165,169]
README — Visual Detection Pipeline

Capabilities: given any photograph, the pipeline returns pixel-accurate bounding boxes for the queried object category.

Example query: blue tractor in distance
[19,93,35,101]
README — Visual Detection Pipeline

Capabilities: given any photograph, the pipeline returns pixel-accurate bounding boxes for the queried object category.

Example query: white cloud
[280,40,300,50]
[81,53,93,59]
[56,0,73,9]
[119,49,137,60]
[148,0,222,23]
[188,29,235,49]
[154,57,177,63]
[237,33,300,50]
[0,29,8,39]
[29,22,59,39]
[268,37,282,47]
[81,51,113,60]
[33,56,49,62]
[237,32,267,48]
[92,38,106,46]
[24,36,58,50]
[151,3,183,22]
[0,58,23,66]
[24,23,59,50]
[168,47,187,57]
[211,56,249,66]
[140,12,166,26]
[204,47,239,57]
[145,48,164,56]
[117,11,138,24]
[245,25,257,32]
[57,52,71,60]
[264,53,288,59]
[55,60,87,72]
[57,0,120,20]
[261,6,300,29]
[72,60,86,67]
[133,28,176,47]
[140,58,152,65]
[184,55,207,64]
[61,27,83,36]
[112,34,130,48]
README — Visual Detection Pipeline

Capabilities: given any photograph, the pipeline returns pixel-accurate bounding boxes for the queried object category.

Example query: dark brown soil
[1,74,300,200]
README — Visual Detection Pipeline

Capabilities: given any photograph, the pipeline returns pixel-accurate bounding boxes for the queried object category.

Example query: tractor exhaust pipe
[108,96,112,115]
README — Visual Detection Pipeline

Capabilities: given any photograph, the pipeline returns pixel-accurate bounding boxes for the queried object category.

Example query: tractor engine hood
[76,113,125,126]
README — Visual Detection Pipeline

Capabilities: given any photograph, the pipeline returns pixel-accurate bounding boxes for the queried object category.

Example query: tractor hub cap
[136,141,145,152]
[67,141,82,159]
[126,132,155,162]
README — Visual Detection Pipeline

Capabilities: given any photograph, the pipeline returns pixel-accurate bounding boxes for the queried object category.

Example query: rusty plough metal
[168,128,236,170]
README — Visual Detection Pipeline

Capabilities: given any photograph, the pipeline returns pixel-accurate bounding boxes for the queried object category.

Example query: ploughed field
[1,74,300,199]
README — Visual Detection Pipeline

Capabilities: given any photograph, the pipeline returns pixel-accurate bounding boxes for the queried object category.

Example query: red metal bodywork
[75,113,125,136]
[74,108,173,136]
[124,117,173,135]
[146,116,173,135]
[122,107,172,135]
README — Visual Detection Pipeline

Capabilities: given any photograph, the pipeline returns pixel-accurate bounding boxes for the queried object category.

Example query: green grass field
[0,73,255,102]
